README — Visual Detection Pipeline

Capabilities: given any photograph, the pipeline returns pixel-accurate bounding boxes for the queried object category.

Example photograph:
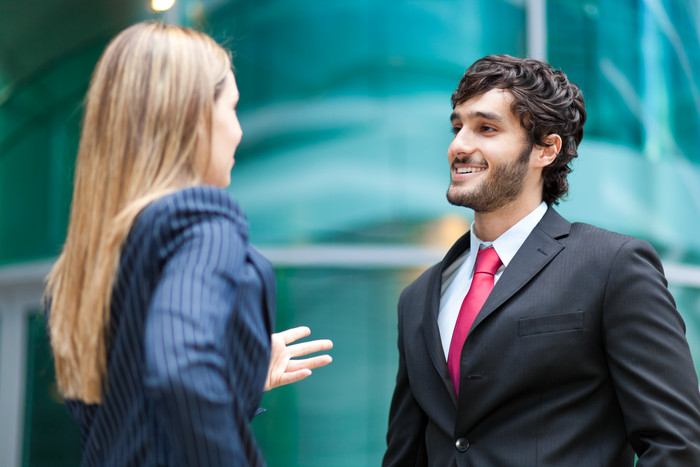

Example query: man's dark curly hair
[451,55,586,206]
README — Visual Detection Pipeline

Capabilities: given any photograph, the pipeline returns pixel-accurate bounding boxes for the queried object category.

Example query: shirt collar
[469,201,548,268]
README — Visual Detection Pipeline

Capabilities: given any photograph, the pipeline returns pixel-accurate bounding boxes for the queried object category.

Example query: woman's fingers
[276,326,311,345]
[287,339,334,358]
[285,355,333,373]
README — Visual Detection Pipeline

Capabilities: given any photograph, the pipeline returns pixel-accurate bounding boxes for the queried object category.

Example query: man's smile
[455,166,486,174]
[452,162,488,180]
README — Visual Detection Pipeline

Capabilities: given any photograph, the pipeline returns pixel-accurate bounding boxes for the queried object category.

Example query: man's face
[446,88,535,213]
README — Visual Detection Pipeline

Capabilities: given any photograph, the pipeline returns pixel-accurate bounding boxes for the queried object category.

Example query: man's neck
[472,198,545,242]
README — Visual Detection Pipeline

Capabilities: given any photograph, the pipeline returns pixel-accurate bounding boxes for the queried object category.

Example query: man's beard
[446,144,532,213]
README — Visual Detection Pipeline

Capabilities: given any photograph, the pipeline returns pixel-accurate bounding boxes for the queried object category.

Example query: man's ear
[533,134,562,168]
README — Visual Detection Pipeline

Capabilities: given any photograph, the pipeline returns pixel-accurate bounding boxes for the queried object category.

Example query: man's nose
[449,130,476,156]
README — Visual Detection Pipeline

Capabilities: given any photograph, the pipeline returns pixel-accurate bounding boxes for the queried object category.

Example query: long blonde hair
[46,21,232,403]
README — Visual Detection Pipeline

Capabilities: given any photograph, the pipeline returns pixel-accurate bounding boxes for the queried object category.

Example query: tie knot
[474,247,502,276]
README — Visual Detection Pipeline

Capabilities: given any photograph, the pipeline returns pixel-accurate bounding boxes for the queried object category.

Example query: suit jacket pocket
[518,310,584,337]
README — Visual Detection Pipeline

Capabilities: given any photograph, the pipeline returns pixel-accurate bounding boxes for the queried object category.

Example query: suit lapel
[423,232,472,407]
[470,207,571,332]
[420,208,570,405]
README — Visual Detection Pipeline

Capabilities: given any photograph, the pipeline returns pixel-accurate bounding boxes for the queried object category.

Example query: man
[383,55,700,466]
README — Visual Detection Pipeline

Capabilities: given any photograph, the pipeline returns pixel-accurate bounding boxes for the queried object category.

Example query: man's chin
[446,188,474,209]
[446,187,503,213]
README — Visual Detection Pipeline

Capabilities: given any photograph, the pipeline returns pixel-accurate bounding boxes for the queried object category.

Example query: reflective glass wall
[2,1,700,466]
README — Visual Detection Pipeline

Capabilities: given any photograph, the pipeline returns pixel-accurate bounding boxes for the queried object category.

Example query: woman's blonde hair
[46,21,232,403]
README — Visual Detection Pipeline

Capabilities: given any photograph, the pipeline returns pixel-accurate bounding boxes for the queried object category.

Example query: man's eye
[480,125,496,133]
[450,126,461,135]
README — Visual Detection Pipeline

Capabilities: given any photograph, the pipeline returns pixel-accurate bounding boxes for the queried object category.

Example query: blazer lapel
[423,232,471,406]
[470,207,571,332]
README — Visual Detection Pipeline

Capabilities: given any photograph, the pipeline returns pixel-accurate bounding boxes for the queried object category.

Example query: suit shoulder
[140,186,244,224]
[138,186,245,231]
[569,222,647,246]
[568,222,659,262]
[130,186,248,261]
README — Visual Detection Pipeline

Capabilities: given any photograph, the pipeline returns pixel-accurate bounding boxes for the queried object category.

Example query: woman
[45,21,331,466]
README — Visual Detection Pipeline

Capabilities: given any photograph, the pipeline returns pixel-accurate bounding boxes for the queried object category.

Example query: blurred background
[1,0,700,465]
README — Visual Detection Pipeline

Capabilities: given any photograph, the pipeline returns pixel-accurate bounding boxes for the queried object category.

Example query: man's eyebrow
[450,110,505,122]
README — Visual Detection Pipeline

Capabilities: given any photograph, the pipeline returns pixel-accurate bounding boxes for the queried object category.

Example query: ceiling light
[152,0,176,12]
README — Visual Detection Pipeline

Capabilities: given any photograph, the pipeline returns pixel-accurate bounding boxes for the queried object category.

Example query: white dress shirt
[437,202,548,359]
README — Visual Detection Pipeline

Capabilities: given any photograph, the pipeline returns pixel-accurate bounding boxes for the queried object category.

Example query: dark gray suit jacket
[384,207,700,466]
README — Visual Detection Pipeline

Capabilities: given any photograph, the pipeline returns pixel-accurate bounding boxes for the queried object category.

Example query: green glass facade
[3,1,700,465]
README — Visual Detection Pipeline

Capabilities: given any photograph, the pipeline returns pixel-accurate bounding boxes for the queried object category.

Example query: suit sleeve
[383,291,429,467]
[142,212,257,466]
[603,238,700,465]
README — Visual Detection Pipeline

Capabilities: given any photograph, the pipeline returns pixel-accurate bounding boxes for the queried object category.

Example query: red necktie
[447,247,502,395]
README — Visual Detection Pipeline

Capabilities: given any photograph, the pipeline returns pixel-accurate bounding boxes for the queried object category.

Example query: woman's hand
[264,326,333,391]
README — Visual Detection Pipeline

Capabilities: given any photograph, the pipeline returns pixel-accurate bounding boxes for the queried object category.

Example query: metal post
[527,0,547,61]
[0,260,52,467]
[0,295,29,467]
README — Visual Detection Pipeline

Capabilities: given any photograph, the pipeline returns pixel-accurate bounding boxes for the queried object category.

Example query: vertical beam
[0,260,52,467]
[527,0,547,61]
[0,296,29,467]
[164,0,181,25]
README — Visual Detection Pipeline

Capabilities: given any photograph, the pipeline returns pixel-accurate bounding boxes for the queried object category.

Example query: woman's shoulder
[130,186,249,253]
[143,186,243,220]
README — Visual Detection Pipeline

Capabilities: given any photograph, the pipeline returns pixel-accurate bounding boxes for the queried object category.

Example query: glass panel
[207,0,526,245]
[672,286,700,372]
[21,312,82,467]
[253,267,407,466]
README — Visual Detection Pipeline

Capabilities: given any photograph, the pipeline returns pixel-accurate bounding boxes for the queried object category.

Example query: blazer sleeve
[383,290,429,467]
[142,206,262,466]
[603,237,700,465]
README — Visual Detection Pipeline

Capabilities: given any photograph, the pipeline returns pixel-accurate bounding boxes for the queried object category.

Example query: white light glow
[152,0,175,12]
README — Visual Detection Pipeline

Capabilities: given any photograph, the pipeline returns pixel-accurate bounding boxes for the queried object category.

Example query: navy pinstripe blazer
[58,186,275,466]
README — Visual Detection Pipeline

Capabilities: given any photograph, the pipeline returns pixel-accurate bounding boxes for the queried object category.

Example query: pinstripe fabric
[57,186,275,466]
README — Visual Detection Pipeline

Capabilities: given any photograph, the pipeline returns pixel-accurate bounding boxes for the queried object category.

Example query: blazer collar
[469,206,571,337]
[422,207,571,405]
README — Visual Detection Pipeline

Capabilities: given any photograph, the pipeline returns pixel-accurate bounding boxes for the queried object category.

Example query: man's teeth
[456,167,486,174]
